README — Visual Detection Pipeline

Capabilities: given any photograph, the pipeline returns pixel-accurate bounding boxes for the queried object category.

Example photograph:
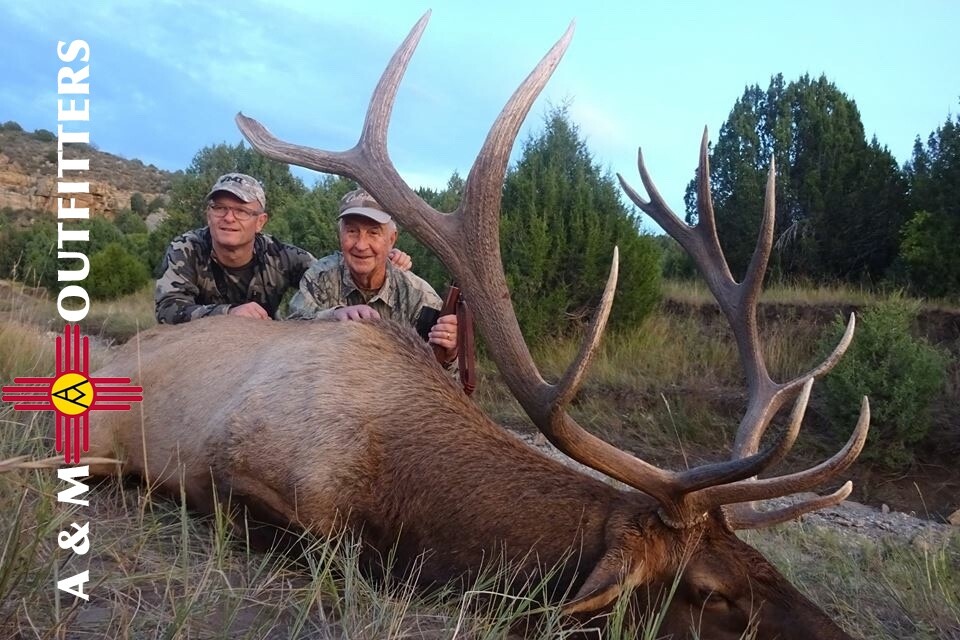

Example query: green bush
[1,120,23,132]
[87,243,150,300]
[114,209,148,235]
[499,107,662,339]
[818,298,948,468]
[130,192,148,216]
[147,195,166,213]
[32,128,55,142]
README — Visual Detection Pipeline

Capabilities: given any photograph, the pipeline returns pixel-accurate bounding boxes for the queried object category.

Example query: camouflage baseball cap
[338,188,392,224]
[206,173,266,210]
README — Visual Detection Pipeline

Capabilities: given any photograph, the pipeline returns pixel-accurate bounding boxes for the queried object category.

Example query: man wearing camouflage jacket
[155,173,411,324]
[288,188,459,366]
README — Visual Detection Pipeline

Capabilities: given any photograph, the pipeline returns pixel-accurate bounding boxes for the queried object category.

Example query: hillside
[0,123,175,218]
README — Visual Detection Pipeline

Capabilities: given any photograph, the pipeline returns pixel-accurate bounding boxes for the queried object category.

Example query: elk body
[88,12,868,639]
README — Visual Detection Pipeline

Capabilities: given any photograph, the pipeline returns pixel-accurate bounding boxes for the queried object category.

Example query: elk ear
[561,545,652,616]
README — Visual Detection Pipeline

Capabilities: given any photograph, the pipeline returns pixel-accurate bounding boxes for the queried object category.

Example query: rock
[881,503,890,514]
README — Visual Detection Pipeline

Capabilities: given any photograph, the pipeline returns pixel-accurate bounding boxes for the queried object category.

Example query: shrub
[87,243,150,300]
[818,298,948,469]
[1,120,23,132]
[114,209,148,235]
[130,192,148,216]
[32,128,55,142]
[147,195,166,213]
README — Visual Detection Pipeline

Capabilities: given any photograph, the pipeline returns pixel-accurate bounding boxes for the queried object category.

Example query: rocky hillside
[0,124,176,218]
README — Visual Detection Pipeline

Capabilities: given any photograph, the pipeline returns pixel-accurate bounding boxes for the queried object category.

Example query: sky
[2,1,958,232]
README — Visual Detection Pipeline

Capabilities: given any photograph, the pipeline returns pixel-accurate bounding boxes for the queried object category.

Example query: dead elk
[88,12,868,640]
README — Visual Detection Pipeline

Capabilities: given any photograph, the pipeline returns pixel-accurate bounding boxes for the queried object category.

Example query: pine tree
[501,106,661,339]
[689,74,907,284]
[901,108,960,297]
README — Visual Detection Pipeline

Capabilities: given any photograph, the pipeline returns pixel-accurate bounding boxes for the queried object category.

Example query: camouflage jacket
[155,227,315,324]
[287,251,443,326]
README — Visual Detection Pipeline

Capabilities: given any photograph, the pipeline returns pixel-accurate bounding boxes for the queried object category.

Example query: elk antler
[618,131,870,528]
[236,12,869,530]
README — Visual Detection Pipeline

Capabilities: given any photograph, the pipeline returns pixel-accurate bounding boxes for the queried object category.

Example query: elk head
[234,11,867,639]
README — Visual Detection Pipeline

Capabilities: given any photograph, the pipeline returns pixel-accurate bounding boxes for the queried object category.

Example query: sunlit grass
[78,285,156,344]
[664,278,960,310]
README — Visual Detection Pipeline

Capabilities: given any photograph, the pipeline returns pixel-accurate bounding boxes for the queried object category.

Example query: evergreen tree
[164,142,307,231]
[130,192,148,216]
[392,173,463,291]
[147,142,315,270]
[688,74,907,283]
[88,243,150,300]
[501,107,661,339]
[901,108,960,297]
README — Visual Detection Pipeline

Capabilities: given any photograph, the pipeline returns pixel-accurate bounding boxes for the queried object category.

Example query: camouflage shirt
[155,227,315,324]
[287,251,443,326]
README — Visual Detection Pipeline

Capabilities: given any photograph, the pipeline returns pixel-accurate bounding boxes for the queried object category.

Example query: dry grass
[666,278,960,312]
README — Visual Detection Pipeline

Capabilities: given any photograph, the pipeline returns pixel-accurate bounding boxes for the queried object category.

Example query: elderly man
[289,188,458,365]
[155,173,412,324]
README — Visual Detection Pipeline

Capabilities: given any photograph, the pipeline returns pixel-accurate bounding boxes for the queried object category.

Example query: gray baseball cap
[206,173,266,210]
[338,188,392,224]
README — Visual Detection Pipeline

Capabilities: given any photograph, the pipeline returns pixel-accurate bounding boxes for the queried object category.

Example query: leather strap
[456,295,476,395]
[432,284,476,395]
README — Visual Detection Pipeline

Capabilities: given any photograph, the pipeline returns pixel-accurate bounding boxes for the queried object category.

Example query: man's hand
[428,313,458,363]
[228,301,270,319]
[332,305,382,321]
[388,248,412,271]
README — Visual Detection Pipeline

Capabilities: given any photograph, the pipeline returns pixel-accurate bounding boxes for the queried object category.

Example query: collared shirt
[155,227,315,324]
[287,251,443,324]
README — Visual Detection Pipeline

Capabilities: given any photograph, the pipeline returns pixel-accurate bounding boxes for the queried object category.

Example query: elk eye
[695,587,733,610]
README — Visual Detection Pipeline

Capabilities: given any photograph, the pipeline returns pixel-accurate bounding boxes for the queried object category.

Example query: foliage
[655,235,697,280]
[166,142,307,228]
[31,128,55,142]
[0,216,145,294]
[900,108,960,298]
[114,208,148,235]
[130,192,148,216]
[688,74,907,284]
[500,106,661,338]
[818,298,947,468]
[147,195,166,213]
[392,174,463,290]
[87,243,150,300]
[1,120,23,132]
[0,222,58,290]
[898,210,960,297]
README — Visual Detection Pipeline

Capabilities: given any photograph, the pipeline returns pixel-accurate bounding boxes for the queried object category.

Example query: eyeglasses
[207,203,264,221]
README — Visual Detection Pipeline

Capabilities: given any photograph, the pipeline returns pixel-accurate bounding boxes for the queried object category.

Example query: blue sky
[2,1,958,230]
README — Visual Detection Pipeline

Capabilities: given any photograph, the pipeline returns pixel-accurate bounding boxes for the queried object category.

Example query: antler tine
[698,396,870,513]
[553,248,619,408]
[670,377,812,496]
[237,12,455,263]
[361,11,432,158]
[461,21,575,250]
[621,137,783,450]
[617,134,871,528]
[731,310,857,460]
[742,158,777,312]
[723,481,853,530]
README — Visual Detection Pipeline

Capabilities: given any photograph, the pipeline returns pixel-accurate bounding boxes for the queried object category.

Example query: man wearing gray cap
[289,188,459,365]
[155,174,411,324]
